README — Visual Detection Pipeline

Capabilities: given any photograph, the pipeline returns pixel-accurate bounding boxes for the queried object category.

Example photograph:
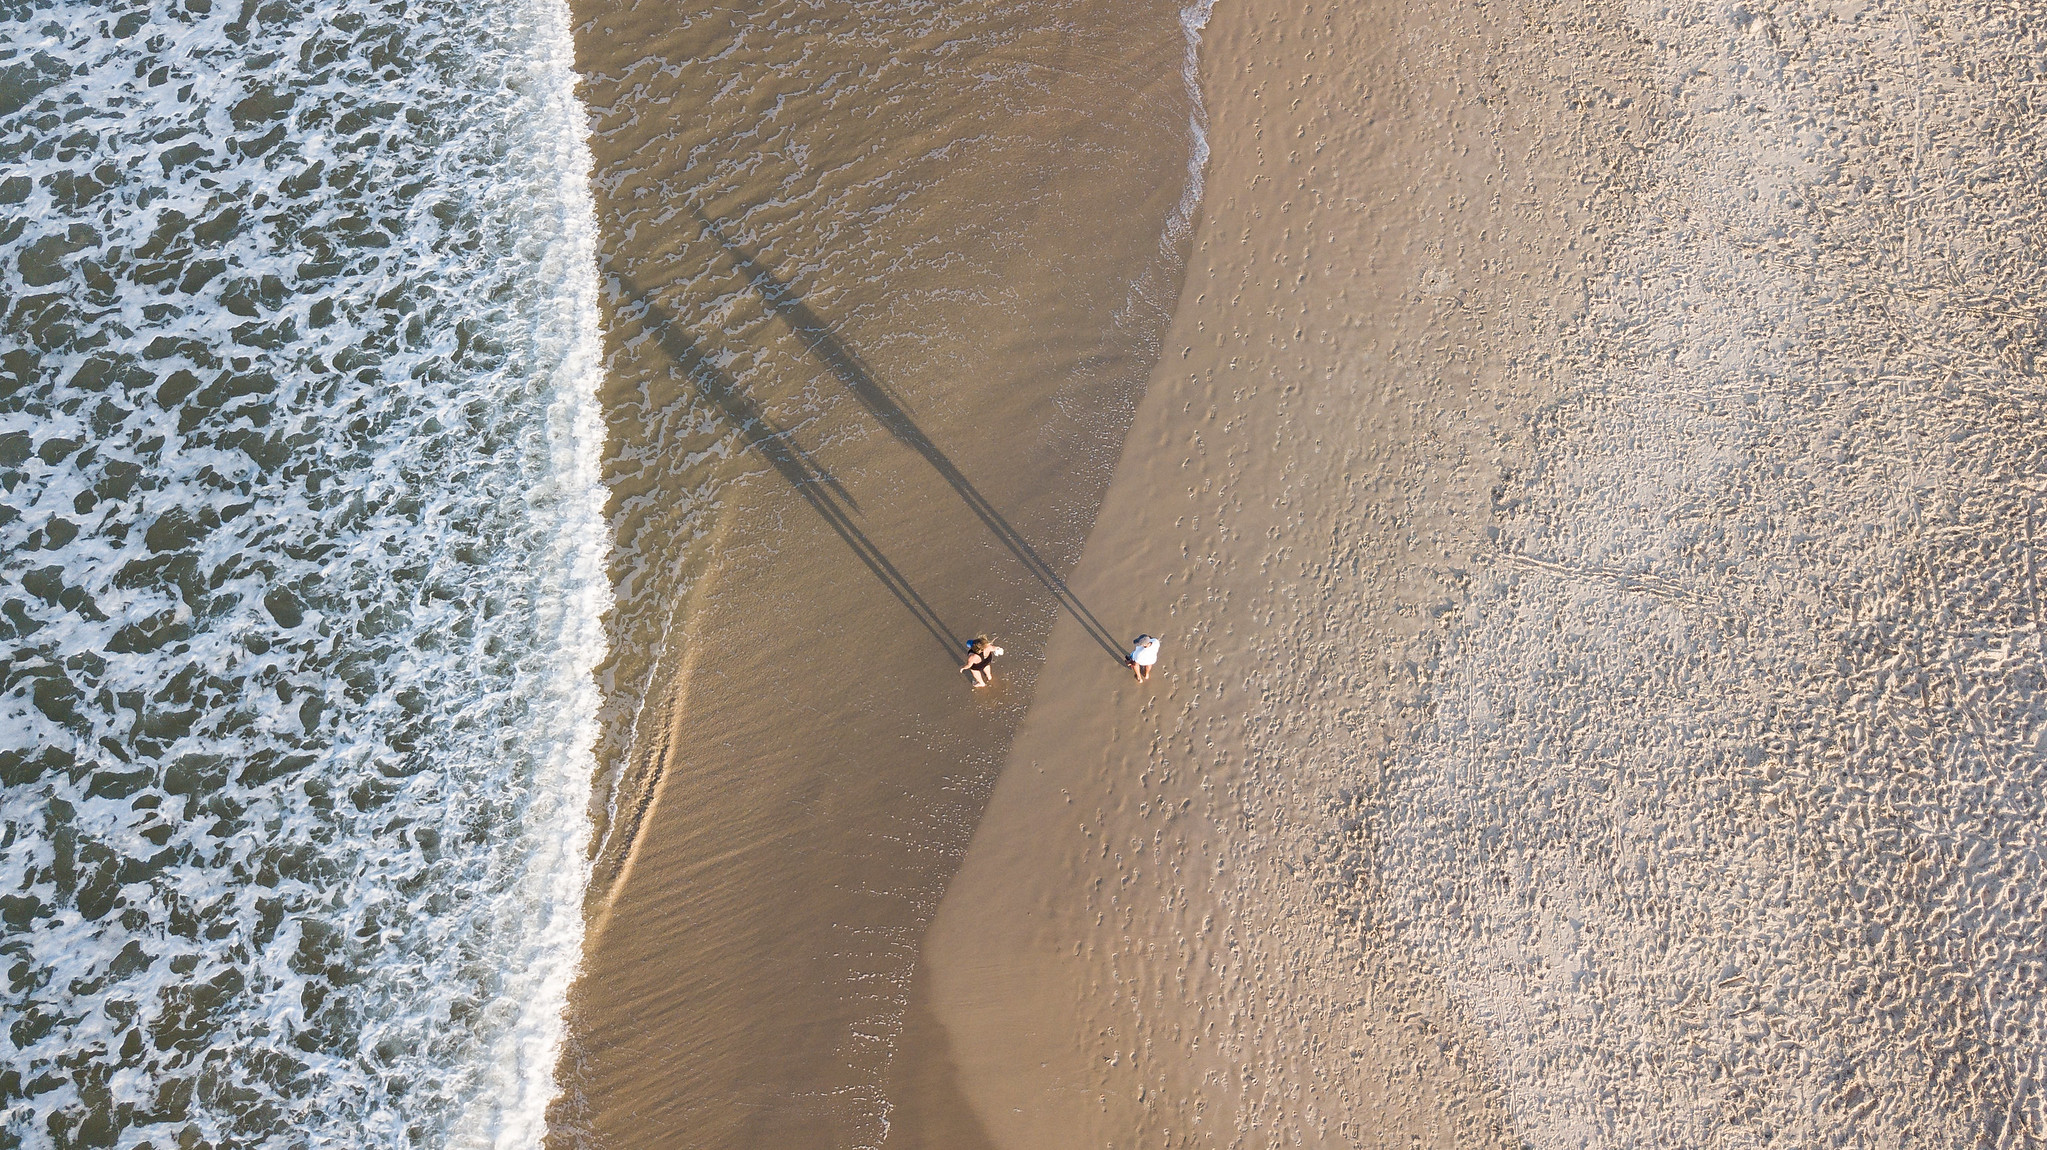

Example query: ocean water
[0,0,607,1143]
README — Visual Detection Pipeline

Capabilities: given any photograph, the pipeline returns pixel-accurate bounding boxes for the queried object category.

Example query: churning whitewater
[0,0,608,1142]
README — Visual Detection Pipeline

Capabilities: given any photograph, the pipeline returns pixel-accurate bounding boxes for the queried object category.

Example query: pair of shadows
[616,273,962,662]
[616,216,1127,666]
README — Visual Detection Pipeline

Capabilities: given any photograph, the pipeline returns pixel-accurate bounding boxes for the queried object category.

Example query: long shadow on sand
[694,210,1129,664]
[616,273,964,663]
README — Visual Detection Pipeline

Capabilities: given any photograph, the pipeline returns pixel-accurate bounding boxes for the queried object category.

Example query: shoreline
[919,0,1657,1141]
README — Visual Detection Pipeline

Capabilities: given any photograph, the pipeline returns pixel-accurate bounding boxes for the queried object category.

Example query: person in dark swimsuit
[961,636,1004,687]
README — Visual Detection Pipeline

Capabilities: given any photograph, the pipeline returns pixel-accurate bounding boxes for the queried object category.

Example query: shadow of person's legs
[691,210,1129,665]
[614,272,964,664]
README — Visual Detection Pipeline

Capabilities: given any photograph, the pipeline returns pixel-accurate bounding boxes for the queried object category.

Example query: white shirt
[1131,638,1160,666]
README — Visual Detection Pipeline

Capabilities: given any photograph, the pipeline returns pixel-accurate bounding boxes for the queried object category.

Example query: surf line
[1165,0,1218,251]
[451,0,611,1142]
[693,210,1130,665]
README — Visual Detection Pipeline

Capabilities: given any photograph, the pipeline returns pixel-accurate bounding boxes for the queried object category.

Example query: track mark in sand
[1498,551,1716,609]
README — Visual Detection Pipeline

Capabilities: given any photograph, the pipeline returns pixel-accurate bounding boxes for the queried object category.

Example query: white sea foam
[1164,0,1218,251]
[0,0,608,1141]
[444,0,608,1142]
[1109,0,1218,347]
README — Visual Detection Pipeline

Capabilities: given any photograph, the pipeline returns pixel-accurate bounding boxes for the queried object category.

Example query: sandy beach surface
[930,0,2047,1145]
[550,0,2047,1140]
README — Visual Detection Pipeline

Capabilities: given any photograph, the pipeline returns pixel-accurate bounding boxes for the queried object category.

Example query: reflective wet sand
[549,1,1201,1145]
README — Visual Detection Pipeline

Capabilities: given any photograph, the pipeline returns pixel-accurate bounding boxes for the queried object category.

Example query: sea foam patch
[0,0,605,1143]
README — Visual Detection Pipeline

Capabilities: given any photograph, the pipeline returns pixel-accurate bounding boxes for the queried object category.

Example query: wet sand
[922,0,1655,1142]
[548,0,1201,1146]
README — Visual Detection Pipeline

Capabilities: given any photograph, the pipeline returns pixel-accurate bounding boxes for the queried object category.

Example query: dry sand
[1356,2,2047,1142]
[929,0,2047,1146]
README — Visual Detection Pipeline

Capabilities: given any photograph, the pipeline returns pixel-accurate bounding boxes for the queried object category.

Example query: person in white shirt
[1126,634,1160,682]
